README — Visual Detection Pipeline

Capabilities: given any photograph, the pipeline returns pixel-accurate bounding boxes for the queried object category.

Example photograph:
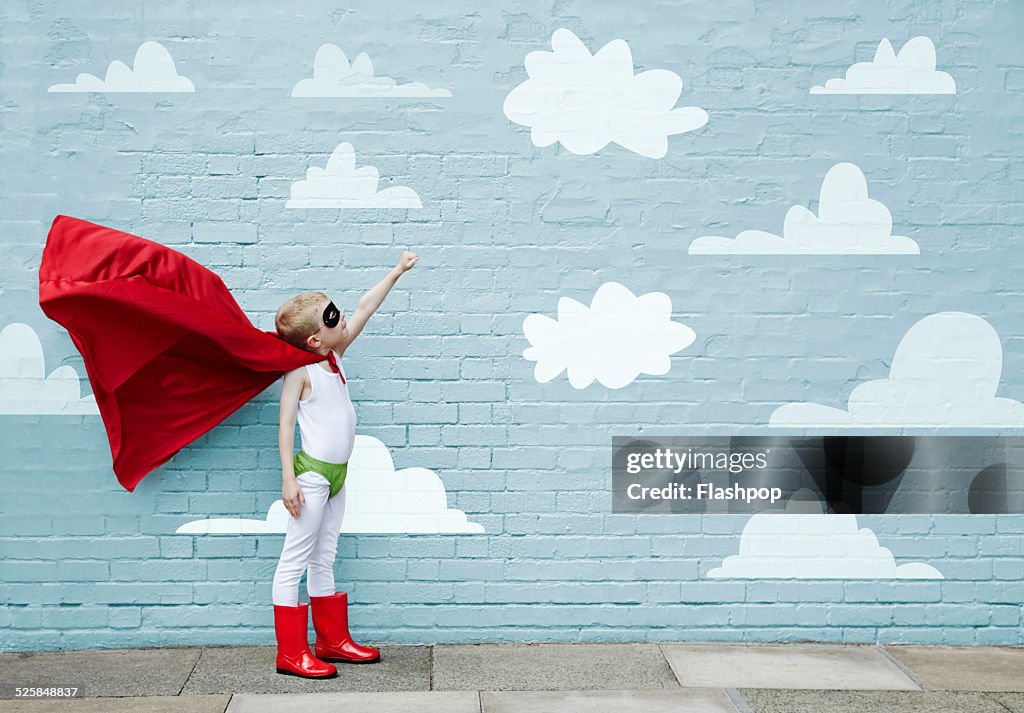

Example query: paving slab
[0,647,202,698]
[740,689,1008,713]
[180,645,429,694]
[225,691,479,713]
[988,693,1024,712]
[883,646,1024,692]
[661,644,919,690]
[432,644,679,691]
[481,688,738,713]
[0,694,229,713]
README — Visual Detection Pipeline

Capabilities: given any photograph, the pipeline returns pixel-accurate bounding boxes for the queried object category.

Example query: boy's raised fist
[396,251,418,273]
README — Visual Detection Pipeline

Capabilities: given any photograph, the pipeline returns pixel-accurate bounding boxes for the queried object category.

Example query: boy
[268,250,418,679]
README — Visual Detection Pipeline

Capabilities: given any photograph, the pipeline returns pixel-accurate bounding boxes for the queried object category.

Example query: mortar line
[177,647,203,696]
[876,645,931,692]
[725,687,756,713]
[983,692,1017,713]
[655,643,683,686]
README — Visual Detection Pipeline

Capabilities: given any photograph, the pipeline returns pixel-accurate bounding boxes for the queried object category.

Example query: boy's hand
[282,477,305,518]
[396,251,418,274]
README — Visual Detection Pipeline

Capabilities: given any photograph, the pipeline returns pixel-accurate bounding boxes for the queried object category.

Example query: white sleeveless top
[296,350,356,464]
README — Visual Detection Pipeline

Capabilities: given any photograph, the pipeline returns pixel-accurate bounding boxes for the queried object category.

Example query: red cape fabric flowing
[38,215,325,492]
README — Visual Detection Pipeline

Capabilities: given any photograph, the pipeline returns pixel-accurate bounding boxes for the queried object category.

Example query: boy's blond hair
[275,291,327,351]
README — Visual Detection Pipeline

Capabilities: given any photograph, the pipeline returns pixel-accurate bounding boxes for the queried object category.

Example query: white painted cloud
[523,282,696,390]
[503,28,708,158]
[291,44,451,98]
[286,142,422,209]
[771,312,1024,429]
[708,497,943,579]
[48,41,195,93]
[176,503,290,535]
[811,36,956,95]
[689,163,919,255]
[0,323,98,415]
[176,435,483,534]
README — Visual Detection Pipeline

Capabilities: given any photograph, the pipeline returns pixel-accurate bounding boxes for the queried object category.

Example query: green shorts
[293,450,348,499]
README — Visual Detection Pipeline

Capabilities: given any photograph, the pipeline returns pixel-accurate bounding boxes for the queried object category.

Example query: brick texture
[1,0,1023,651]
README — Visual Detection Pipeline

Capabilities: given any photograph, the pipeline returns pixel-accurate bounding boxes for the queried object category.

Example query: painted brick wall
[2,0,1023,651]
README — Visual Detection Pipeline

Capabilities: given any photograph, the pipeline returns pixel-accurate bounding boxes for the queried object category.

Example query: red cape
[38,215,325,492]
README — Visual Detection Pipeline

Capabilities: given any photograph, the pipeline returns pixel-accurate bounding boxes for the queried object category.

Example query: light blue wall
[2,0,1023,651]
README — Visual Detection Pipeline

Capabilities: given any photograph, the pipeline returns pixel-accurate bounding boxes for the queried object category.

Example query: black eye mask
[322,301,340,328]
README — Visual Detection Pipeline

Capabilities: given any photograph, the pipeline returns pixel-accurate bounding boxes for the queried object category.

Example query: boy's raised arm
[340,251,418,352]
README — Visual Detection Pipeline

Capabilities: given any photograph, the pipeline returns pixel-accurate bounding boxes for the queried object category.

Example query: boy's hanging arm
[338,251,418,354]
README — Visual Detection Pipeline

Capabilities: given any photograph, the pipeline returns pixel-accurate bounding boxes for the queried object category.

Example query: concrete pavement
[1,642,1022,712]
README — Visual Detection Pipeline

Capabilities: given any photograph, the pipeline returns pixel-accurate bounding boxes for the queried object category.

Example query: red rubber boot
[310,592,381,663]
[274,603,338,678]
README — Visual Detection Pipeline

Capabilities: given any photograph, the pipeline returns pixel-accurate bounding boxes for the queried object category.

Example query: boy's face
[306,296,347,351]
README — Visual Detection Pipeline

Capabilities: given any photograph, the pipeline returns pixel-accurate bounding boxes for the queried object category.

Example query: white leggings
[271,472,347,606]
